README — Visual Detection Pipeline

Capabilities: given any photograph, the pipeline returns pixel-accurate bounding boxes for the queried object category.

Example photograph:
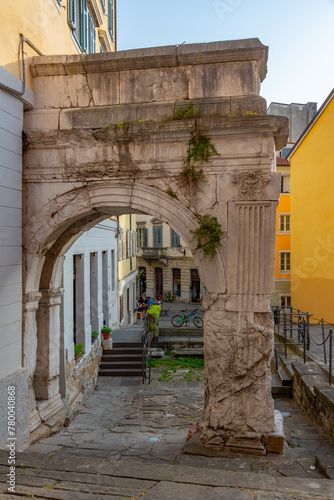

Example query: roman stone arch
[23,39,288,453]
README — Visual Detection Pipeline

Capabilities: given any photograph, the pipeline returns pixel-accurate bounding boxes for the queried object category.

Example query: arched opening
[23,181,227,441]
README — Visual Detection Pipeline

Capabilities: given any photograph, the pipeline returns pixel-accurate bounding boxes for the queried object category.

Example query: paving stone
[142,481,253,500]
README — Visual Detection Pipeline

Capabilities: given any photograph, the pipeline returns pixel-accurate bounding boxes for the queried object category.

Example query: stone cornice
[30,38,268,81]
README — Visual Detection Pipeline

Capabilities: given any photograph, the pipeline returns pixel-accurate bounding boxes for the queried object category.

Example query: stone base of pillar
[183,410,285,456]
[36,393,64,423]
[202,431,266,455]
[29,408,41,433]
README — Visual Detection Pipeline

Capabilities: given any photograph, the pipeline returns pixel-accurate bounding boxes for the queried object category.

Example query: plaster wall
[0,77,23,379]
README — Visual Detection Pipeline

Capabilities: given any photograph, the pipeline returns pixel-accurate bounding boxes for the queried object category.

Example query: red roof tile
[276,157,290,166]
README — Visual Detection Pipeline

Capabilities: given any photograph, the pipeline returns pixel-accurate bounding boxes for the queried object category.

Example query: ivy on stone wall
[191,214,224,261]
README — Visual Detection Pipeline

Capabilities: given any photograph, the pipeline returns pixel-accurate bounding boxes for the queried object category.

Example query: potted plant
[91,330,99,343]
[74,343,84,361]
[146,305,161,347]
[101,326,112,340]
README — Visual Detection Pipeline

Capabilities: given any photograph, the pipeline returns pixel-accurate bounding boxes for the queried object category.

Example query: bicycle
[171,308,203,328]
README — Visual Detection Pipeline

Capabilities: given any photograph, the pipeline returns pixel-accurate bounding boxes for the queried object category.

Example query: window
[279,214,290,233]
[68,0,96,53]
[280,295,291,307]
[137,228,148,248]
[153,226,163,248]
[119,294,123,323]
[108,0,114,41]
[111,250,115,291]
[281,175,290,194]
[100,0,105,13]
[170,229,180,248]
[88,15,96,53]
[279,252,291,273]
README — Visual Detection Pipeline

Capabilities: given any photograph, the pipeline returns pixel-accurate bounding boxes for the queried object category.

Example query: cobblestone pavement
[28,375,334,480]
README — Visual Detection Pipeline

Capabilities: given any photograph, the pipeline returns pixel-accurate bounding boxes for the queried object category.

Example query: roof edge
[287,88,334,159]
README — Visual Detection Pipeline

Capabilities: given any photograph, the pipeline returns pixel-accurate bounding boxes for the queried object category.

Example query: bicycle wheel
[193,316,203,328]
[171,315,184,327]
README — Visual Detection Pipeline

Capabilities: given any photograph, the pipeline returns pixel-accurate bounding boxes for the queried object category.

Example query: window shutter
[81,0,88,52]
[171,229,180,247]
[153,227,162,248]
[108,0,114,40]
[144,228,148,248]
[88,15,96,53]
[128,229,132,258]
[68,0,76,28]
[118,232,122,261]
[122,230,126,259]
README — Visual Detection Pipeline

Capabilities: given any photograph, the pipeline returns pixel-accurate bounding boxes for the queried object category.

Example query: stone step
[100,360,143,369]
[277,368,292,386]
[159,328,203,337]
[271,374,292,398]
[104,346,143,355]
[112,342,142,348]
[99,368,142,377]
[102,354,143,362]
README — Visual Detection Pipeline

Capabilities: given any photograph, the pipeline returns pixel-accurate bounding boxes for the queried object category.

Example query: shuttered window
[170,229,180,248]
[153,227,163,248]
[137,228,148,248]
[68,0,76,28]
[68,0,95,54]
[88,14,96,53]
[108,0,114,41]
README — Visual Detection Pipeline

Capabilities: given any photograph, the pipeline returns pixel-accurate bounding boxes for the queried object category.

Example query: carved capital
[39,288,64,307]
[23,292,42,312]
[231,171,271,201]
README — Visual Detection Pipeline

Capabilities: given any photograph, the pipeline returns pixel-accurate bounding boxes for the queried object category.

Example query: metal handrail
[273,306,333,385]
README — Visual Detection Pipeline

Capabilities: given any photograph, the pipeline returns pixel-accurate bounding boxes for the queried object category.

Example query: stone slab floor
[27,376,334,481]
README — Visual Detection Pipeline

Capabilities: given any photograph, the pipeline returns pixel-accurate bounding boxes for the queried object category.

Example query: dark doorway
[191,269,200,303]
[138,266,146,296]
[155,267,163,299]
[172,268,181,297]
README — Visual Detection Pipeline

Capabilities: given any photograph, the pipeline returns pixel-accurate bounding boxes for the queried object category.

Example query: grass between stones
[150,354,204,382]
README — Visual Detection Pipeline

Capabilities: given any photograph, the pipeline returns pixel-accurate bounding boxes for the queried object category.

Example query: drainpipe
[0,34,43,97]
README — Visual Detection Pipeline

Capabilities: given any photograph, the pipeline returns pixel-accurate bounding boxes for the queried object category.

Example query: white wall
[0,84,23,378]
[61,220,118,364]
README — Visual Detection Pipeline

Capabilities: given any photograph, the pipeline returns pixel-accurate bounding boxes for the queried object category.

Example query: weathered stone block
[189,62,260,99]
[266,410,284,453]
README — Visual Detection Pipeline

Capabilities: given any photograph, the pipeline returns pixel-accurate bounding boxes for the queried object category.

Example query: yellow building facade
[1,0,115,89]
[289,90,334,323]
[273,158,291,306]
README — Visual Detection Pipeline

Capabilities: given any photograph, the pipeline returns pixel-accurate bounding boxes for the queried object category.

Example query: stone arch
[24,181,226,295]
[23,180,227,436]
[22,40,289,453]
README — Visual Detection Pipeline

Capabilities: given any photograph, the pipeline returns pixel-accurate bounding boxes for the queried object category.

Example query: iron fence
[271,306,333,385]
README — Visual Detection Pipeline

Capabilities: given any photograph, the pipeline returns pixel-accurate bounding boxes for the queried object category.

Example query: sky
[117,0,334,109]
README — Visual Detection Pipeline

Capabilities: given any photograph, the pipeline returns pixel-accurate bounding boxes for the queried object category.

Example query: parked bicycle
[171,308,203,328]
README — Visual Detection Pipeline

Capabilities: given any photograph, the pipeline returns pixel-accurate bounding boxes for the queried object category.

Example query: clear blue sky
[117,0,334,109]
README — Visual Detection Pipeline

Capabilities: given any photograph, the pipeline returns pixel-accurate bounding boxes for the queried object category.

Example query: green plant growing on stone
[191,214,224,261]
[166,101,202,121]
[74,343,84,358]
[180,123,219,185]
[186,132,219,165]
[166,187,177,199]
[91,330,99,342]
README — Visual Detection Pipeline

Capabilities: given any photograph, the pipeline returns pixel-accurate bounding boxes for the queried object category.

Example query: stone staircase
[271,341,293,398]
[99,342,143,377]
